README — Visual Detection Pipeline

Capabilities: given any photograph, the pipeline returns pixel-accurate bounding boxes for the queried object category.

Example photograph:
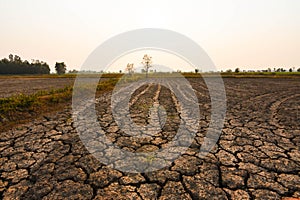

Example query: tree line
[224,67,300,73]
[0,54,50,74]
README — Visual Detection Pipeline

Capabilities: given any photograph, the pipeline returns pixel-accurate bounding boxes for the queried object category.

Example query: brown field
[0,77,75,98]
[0,77,299,199]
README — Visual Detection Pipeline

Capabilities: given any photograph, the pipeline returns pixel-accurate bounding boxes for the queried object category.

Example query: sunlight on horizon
[106,50,195,73]
[0,0,299,72]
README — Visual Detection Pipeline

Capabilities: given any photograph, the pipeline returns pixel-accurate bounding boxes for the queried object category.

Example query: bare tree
[125,63,134,75]
[141,54,152,78]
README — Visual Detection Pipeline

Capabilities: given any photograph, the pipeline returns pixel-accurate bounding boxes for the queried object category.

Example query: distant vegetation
[0,54,50,74]
[227,67,300,73]
[55,62,67,75]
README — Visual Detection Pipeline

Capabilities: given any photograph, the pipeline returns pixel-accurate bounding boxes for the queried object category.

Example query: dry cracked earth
[0,78,300,199]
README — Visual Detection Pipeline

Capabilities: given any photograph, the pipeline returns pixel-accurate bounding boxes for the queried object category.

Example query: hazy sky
[0,0,299,72]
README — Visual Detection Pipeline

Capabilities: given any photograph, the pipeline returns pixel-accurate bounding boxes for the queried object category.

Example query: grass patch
[220,72,300,78]
[96,78,119,91]
[0,74,77,79]
[0,78,121,131]
[0,86,73,124]
[182,72,300,78]
[0,73,124,79]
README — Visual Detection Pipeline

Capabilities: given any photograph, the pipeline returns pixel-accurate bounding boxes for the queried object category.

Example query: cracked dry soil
[0,78,299,200]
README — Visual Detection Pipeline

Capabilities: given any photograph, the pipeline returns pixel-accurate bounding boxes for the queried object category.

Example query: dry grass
[0,78,119,131]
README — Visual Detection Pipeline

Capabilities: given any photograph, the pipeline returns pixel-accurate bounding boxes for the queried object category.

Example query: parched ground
[0,78,299,199]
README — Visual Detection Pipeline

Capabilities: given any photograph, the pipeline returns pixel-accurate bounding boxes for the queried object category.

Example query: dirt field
[0,76,113,98]
[0,77,74,98]
[0,77,299,199]
[0,77,75,98]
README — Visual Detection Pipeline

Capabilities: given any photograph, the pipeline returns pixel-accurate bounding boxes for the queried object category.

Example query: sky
[0,0,300,72]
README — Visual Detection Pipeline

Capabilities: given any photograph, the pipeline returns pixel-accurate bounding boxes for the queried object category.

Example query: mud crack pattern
[0,78,299,199]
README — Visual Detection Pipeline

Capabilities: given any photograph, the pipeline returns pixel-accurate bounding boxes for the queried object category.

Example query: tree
[8,54,13,62]
[141,54,152,78]
[14,55,21,63]
[55,62,67,75]
[0,54,50,74]
[276,68,286,72]
[289,68,293,72]
[125,63,134,75]
[68,69,78,74]
[235,68,240,73]
[297,68,300,72]
[195,69,199,73]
